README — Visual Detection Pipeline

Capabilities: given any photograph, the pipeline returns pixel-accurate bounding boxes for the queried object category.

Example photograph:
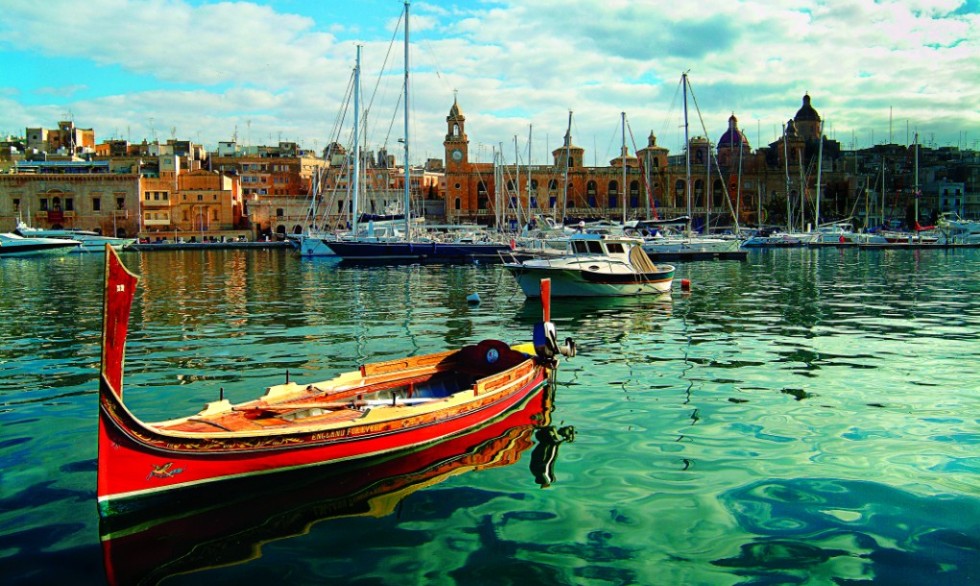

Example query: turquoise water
[1,248,978,584]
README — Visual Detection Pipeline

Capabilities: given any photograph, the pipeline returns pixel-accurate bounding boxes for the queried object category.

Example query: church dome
[448,98,464,119]
[795,94,820,122]
[717,114,749,149]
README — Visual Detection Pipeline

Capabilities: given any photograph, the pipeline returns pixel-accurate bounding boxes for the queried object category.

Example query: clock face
[451,148,463,162]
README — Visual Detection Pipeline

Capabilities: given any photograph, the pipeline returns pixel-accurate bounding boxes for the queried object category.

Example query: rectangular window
[12,198,20,212]
[40,198,48,211]
[65,198,74,211]
[117,198,125,210]
[93,198,101,211]
[197,194,203,201]
[153,192,160,200]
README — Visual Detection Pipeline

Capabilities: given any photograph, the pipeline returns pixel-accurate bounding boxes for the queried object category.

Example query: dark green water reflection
[1,247,977,584]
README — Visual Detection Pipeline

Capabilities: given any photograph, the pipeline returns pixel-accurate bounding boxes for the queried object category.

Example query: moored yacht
[15,220,135,253]
[503,232,675,298]
[0,232,81,257]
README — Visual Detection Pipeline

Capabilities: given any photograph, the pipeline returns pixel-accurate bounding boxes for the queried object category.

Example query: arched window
[586,181,597,208]
[630,180,640,208]
[454,197,461,210]
[675,179,686,208]
[693,179,704,207]
[548,179,558,192]
[608,180,619,209]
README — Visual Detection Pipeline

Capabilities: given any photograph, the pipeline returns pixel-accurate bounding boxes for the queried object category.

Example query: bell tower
[444,95,468,169]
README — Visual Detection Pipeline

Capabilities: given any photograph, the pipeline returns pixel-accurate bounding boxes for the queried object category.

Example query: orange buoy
[680,279,691,291]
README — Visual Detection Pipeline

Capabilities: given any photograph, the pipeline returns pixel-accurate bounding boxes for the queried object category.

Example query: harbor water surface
[1,248,978,584]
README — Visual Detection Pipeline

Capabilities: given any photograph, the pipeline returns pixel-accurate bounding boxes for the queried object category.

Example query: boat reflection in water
[100,383,572,585]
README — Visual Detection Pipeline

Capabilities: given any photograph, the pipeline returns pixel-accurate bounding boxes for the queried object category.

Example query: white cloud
[0,0,977,161]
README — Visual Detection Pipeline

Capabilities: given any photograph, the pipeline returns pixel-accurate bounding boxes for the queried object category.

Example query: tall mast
[705,130,712,233]
[683,73,692,235]
[621,111,627,225]
[797,146,806,231]
[914,132,919,233]
[782,124,791,232]
[527,124,533,226]
[560,110,572,224]
[402,0,411,241]
[514,135,519,227]
[815,127,823,227]
[352,44,362,236]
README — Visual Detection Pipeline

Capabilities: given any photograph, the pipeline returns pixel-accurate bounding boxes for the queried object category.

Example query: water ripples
[2,247,979,583]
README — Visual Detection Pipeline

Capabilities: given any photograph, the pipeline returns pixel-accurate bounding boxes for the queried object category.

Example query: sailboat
[296,47,410,258]
[325,2,510,264]
[639,73,745,261]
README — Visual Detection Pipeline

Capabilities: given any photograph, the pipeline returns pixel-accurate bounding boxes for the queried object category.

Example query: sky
[1,0,978,166]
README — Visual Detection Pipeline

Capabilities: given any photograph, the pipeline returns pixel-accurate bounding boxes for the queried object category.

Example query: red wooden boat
[100,383,565,585]
[97,245,574,516]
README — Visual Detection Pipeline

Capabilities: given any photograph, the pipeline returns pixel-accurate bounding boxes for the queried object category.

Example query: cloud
[0,0,977,161]
[34,85,89,98]
[0,0,338,87]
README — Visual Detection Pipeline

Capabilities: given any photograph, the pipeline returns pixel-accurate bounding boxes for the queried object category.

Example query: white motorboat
[0,232,81,257]
[14,220,135,253]
[503,233,675,297]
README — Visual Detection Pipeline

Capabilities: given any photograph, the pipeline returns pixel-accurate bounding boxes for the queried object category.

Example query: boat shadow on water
[100,383,575,585]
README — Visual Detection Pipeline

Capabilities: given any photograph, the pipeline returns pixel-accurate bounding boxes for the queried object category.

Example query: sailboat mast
[797,146,806,231]
[782,124,791,232]
[815,128,823,226]
[514,135,521,228]
[683,73,692,235]
[527,124,533,227]
[706,131,712,233]
[402,0,411,242]
[914,132,919,231]
[621,112,627,225]
[352,45,362,236]
[560,110,572,224]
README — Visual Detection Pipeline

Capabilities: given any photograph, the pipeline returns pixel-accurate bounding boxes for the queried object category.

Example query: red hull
[100,384,557,585]
[97,370,547,513]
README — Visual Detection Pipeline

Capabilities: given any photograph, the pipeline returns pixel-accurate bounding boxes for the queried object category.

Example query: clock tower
[444,96,468,169]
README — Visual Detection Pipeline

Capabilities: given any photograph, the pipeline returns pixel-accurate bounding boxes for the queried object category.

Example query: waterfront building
[209,141,321,239]
[0,160,140,236]
[440,94,945,232]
